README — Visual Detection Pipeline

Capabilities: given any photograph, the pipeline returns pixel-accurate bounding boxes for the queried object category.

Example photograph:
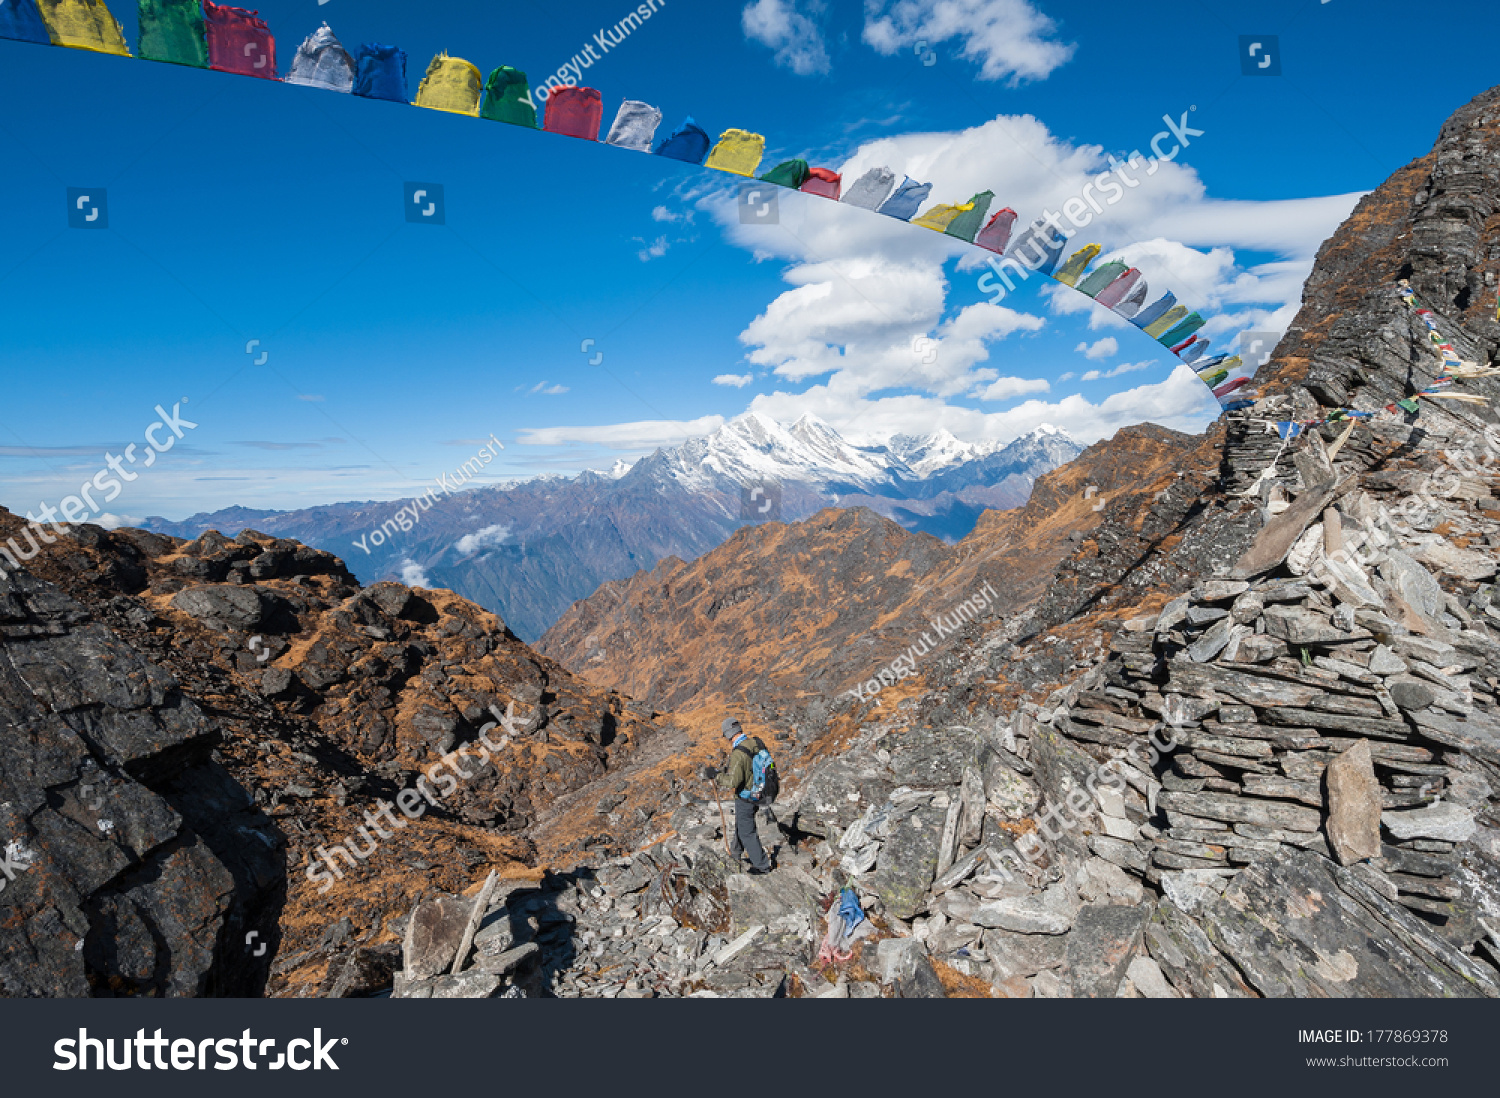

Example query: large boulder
[867,805,943,920]
[170,584,268,630]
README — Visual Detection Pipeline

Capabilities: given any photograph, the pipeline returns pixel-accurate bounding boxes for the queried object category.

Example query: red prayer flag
[544,86,603,140]
[203,1,276,78]
[799,168,842,200]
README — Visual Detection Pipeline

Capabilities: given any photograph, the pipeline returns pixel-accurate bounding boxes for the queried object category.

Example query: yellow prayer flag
[705,130,766,177]
[1055,244,1102,287]
[1144,305,1189,339]
[911,201,973,232]
[37,0,131,56]
[414,54,483,117]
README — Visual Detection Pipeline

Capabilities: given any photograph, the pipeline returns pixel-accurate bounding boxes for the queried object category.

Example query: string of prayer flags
[3,0,1252,406]
[1269,282,1494,438]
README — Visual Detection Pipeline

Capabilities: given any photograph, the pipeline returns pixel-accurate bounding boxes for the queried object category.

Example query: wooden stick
[706,778,732,856]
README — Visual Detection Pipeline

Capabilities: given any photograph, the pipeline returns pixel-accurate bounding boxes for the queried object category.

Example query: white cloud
[973,375,1050,401]
[529,382,569,395]
[737,256,1045,399]
[748,363,1218,448]
[636,236,670,261]
[652,205,685,223]
[1075,337,1118,360]
[714,373,755,387]
[742,0,830,75]
[398,559,431,588]
[863,0,1075,84]
[455,524,511,555]
[518,416,727,450]
[95,513,145,530]
[1081,361,1153,381]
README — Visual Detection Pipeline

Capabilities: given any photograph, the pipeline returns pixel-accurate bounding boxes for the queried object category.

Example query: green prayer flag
[138,0,208,67]
[944,190,993,242]
[760,159,810,189]
[481,66,538,127]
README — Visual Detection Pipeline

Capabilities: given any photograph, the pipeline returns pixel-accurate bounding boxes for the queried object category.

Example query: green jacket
[718,736,765,795]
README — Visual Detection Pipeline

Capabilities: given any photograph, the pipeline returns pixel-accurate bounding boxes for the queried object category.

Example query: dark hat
[722,718,743,738]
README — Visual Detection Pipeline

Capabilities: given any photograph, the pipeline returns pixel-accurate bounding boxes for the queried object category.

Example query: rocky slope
[136,418,1080,641]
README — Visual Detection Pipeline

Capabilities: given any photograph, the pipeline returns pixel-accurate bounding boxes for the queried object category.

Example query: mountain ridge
[138,416,1082,640]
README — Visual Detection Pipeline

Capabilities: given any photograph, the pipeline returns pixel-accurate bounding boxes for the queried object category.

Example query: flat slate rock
[1167,660,1325,708]
[1230,479,1347,580]
[1197,848,1497,998]
[973,884,1076,935]
[1065,904,1150,998]
[1263,605,1371,646]
[1408,708,1500,767]
[1143,900,1256,998]
[983,927,1069,979]
[726,865,823,936]
[403,894,473,981]
[1324,740,1382,865]
[1158,790,1322,832]
[1380,801,1477,843]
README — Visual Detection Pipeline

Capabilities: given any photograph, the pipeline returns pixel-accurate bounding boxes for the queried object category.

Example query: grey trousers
[729,796,770,871]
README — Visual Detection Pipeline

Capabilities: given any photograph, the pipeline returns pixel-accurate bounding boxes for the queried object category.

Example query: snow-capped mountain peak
[633,414,1080,495]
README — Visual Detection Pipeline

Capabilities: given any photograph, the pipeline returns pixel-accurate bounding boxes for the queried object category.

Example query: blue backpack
[735,739,779,803]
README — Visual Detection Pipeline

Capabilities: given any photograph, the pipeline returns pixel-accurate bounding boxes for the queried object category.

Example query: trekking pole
[704,777,731,856]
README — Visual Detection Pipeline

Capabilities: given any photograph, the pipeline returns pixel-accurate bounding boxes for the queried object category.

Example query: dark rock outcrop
[0,568,282,997]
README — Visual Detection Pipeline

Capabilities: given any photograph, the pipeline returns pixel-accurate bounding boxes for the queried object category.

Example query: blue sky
[0,0,1494,522]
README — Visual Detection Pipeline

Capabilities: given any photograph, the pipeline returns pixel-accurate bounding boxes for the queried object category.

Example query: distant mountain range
[141,413,1082,640]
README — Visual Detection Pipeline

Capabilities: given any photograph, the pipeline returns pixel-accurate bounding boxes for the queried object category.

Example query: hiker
[704,718,778,875]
